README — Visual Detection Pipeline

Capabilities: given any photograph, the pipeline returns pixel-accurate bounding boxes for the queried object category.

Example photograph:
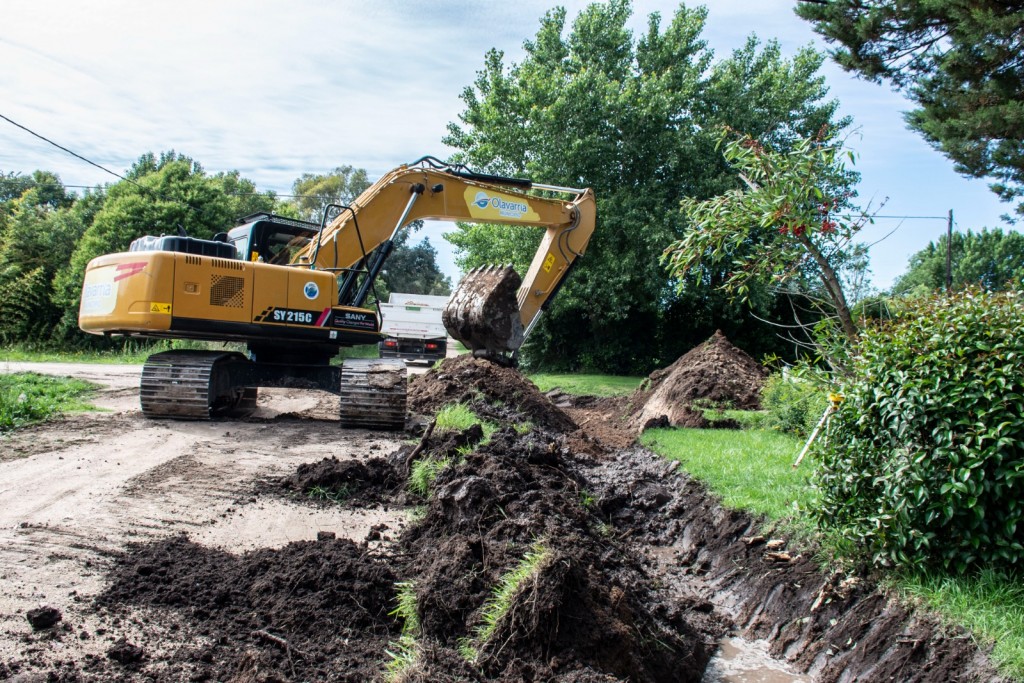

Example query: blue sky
[1,0,1012,290]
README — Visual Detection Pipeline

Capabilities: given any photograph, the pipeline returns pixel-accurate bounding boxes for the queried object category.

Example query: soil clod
[25,606,62,631]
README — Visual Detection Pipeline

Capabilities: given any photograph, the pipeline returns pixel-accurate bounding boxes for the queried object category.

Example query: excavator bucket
[443,265,525,356]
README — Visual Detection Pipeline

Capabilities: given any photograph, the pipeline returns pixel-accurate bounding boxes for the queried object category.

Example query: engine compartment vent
[210,275,245,308]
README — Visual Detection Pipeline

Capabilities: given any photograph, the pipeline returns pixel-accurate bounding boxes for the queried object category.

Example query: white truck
[377,293,449,363]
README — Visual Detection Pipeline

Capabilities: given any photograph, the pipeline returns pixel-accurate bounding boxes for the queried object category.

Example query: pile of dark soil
[38,534,400,682]
[267,455,404,506]
[408,356,576,433]
[627,330,768,431]
[395,427,718,681]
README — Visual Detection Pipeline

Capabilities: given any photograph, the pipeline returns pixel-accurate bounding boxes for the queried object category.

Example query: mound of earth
[92,533,399,682]
[395,427,718,681]
[408,356,576,433]
[627,330,767,431]
[267,455,404,506]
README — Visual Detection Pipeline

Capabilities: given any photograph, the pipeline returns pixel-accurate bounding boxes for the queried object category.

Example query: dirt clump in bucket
[627,330,767,431]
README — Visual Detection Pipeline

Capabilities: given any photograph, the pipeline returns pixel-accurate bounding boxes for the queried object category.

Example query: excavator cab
[227,214,320,264]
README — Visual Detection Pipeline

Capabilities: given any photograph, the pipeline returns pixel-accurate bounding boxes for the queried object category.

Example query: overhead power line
[0,112,143,191]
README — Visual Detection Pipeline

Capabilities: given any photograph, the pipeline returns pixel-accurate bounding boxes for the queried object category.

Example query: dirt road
[0,362,409,666]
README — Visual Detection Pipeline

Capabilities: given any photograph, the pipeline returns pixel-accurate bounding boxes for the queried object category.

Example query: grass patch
[434,403,483,432]
[1,343,155,364]
[640,427,812,520]
[383,581,421,682]
[894,569,1024,678]
[435,402,497,441]
[695,404,768,429]
[528,373,643,397]
[408,456,454,498]
[306,484,351,505]
[1,340,376,365]
[460,541,550,663]
[0,372,98,432]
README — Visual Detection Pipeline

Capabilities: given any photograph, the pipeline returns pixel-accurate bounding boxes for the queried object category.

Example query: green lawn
[0,372,98,432]
[640,427,812,520]
[895,570,1024,677]
[1,344,153,364]
[528,373,643,397]
[1,340,380,365]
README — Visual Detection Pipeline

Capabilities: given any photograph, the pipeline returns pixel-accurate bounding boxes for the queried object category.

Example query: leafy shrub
[760,372,828,438]
[817,289,1024,572]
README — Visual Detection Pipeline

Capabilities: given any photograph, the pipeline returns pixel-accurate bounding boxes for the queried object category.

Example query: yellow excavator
[78,157,596,429]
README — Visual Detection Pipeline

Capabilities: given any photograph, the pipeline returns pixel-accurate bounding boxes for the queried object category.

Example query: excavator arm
[296,157,596,360]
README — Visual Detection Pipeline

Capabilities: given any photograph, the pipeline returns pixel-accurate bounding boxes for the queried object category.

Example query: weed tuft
[306,484,351,505]
[460,541,550,663]
[382,581,421,682]
[408,456,453,498]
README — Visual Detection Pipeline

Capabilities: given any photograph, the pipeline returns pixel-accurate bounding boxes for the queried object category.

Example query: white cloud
[0,0,1014,289]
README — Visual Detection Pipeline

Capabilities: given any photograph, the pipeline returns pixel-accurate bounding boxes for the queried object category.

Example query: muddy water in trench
[703,636,811,682]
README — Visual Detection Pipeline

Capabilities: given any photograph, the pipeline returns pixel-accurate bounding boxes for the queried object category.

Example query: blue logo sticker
[303,281,319,300]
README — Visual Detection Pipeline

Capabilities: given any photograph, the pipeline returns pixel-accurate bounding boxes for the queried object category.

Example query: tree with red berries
[663,128,870,344]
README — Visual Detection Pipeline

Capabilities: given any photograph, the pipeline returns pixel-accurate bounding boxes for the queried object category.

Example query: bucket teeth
[443,264,524,354]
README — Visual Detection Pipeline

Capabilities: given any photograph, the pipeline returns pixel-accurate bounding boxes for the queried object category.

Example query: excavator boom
[298,157,596,359]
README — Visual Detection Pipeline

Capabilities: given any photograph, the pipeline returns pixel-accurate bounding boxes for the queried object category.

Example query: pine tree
[797,0,1024,220]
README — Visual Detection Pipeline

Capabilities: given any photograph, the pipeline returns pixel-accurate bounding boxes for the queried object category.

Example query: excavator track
[338,358,406,430]
[140,350,257,420]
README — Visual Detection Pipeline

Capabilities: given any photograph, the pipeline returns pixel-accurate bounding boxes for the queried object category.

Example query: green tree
[444,0,847,372]
[380,231,452,296]
[0,174,97,344]
[796,0,1024,220]
[211,169,278,224]
[664,129,865,345]
[892,228,1024,296]
[0,171,38,205]
[290,166,371,224]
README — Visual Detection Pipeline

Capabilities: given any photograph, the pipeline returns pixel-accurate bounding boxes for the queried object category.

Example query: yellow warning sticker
[150,302,172,314]
[542,253,555,273]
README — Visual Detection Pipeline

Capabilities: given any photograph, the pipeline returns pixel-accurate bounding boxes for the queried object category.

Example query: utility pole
[945,209,953,292]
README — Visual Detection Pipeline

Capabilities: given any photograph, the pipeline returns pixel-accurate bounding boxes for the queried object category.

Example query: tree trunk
[796,232,859,342]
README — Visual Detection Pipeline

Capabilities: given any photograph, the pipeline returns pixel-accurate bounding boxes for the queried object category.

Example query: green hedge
[817,290,1024,572]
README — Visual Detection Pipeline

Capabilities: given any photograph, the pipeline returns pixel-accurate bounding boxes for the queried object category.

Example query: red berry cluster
[778,224,806,236]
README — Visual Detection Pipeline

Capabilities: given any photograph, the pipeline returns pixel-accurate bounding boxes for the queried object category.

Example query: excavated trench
[1,349,1007,682]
